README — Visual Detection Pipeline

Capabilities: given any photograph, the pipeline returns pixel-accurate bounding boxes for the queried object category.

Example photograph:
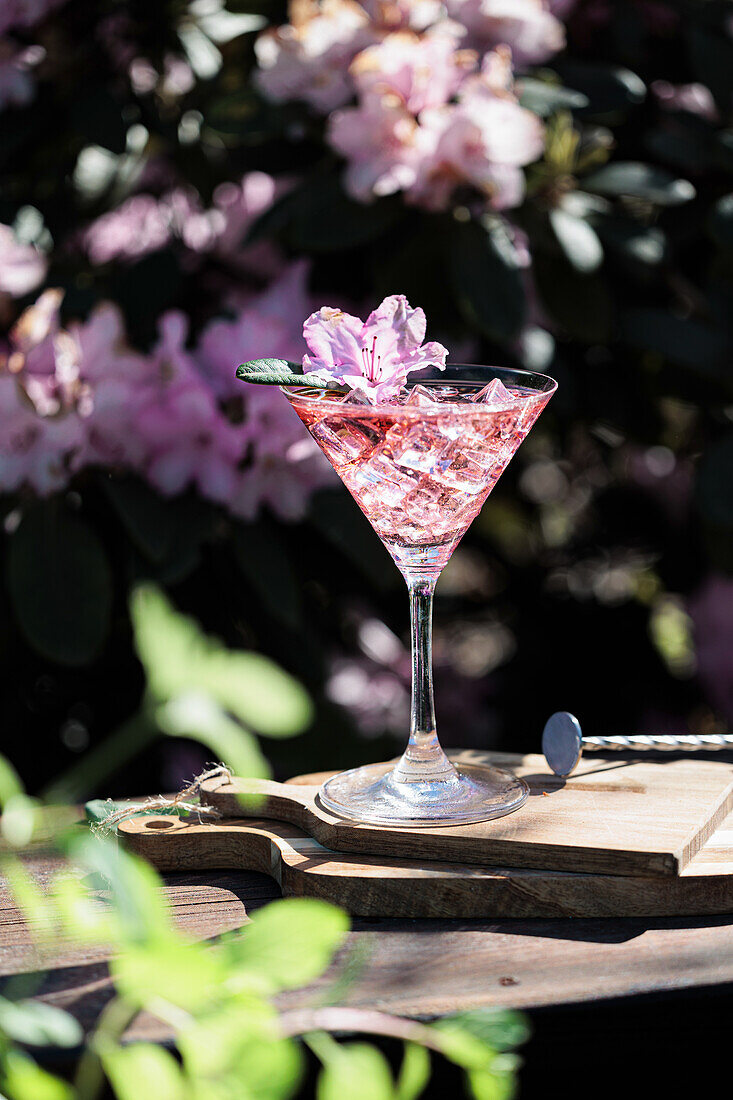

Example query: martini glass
[285,364,557,826]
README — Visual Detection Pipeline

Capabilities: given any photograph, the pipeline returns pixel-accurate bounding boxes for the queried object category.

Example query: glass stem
[393,577,457,785]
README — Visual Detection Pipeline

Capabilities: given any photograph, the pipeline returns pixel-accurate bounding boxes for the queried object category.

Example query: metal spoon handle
[542,712,733,777]
[583,733,733,751]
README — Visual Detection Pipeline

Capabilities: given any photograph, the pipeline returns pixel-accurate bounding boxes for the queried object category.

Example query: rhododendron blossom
[82,172,282,268]
[302,294,448,402]
[444,0,565,67]
[0,223,47,299]
[329,44,543,210]
[361,0,445,32]
[328,95,430,200]
[0,40,43,111]
[350,26,476,113]
[0,0,66,34]
[409,48,545,210]
[255,0,373,113]
[0,265,334,519]
[651,80,719,121]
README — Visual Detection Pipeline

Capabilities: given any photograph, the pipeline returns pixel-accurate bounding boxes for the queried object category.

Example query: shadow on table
[350,912,733,944]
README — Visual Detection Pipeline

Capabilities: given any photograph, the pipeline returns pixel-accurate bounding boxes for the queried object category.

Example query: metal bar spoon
[542,711,733,777]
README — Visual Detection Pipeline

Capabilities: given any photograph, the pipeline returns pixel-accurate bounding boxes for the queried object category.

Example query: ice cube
[404,384,441,407]
[341,388,372,406]
[387,421,451,475]
[349,449,409,510]
[310,415,380,466]
[470,378,517,408]
[435,386,466,402]
[435,442,495,492]
[403,481,445,526]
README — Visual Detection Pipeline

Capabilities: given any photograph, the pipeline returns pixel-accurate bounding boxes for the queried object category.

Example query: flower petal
[302,306,365,377]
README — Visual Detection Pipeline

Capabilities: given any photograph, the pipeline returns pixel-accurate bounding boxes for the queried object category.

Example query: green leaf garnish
[235,358,345,389]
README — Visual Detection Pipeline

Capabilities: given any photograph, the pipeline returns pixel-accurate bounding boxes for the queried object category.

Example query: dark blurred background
[1,0,732,800]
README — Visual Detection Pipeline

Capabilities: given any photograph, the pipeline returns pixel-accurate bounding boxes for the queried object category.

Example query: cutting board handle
[200,775,318,828]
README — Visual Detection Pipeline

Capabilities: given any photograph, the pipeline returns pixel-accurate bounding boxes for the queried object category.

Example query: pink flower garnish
[302,294,448,403]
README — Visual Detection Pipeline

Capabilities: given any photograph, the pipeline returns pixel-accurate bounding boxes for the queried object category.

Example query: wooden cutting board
[119,805,733,919]
[197,751,733,878]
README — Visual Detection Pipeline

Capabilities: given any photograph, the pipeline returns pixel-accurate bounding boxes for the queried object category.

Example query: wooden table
[3,852,733,1096]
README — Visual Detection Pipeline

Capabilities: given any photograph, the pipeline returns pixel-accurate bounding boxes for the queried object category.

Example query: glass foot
[318,760,528,827]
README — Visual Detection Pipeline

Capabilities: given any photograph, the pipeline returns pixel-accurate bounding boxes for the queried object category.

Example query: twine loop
[92,763,233,834]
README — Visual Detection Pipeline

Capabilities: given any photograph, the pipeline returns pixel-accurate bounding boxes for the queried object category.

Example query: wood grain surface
[119,801,733,919]
[198,750,733,877]
[3,853,733,1043]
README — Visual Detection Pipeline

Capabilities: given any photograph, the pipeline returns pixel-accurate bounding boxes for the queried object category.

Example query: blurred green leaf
[309,490,395,591]
[68,833,173,946]
[0,1051,74,1100]
[553,62,645,116]
[466,1061,517,1100]
[206,92,295,141]
[0,997,82,1048]
[395,1043,431,1100]
[449,217,526,342]
[534,255,611,342]
[708,194,733,252]
[583,162,695,205]
[438,1009,530,1053]
[102,1042,185,1100]
[0,754,24,808]
[687,24,733,110]
[285,177,402,252]
[644,119,713,173]
[197,8,265,42]
[178,1001,276,1075]
[156,692,270,777]
[103,477,212,564]
[110,253,183,346]
[233,522,304,632]
[179,22,222,79]
[180,1007,303,1100]
[130,584,313,736]
[224,898,349,994]
[69,87,127,154]
[621,309,726,374]
[112,939,226,1010]
[6,504,112,666]
[517,78,588,116]
[549,209,604,272]
[594,218,666,267]
[431,1021,496,1071]
[1,793,39,848]
[698,434,733,529]
[316,1042,394,1100]
[2,857,59,940]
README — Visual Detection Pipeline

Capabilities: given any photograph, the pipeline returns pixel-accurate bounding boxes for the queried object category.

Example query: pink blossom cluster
[255,0,561,209]
[256,0,571,112]
[81,171,284,276]
[0,266,334,517]
[329,41,544,209]
[0,0,66,35]
[0,222,47,300]
[689,575,733,725]
[0,0,67,111]
[0,39,44,110]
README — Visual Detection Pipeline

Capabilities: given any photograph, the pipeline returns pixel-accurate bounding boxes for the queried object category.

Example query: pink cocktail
[289,379,548,579]
[285,367,557,826]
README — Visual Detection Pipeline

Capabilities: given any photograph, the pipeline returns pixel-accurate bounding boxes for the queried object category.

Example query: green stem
[283,1008,447,1054]
[74,996,138,1100]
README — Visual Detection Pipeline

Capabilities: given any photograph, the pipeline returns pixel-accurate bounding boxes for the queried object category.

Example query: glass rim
[282,363,558,414]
